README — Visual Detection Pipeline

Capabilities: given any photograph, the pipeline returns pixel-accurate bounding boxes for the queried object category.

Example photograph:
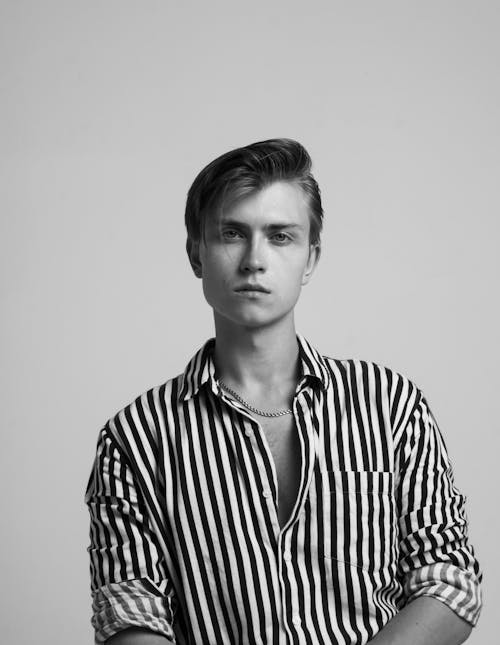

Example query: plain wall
[1,1,498,643]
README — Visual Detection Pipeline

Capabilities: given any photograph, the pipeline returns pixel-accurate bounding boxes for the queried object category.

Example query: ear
[186,238,203,278]
[302,243,321,285]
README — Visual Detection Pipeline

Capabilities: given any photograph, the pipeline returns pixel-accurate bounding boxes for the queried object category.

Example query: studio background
[1,2,498,644]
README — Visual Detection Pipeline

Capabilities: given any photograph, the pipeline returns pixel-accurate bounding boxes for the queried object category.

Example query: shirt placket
[214,382,281,539]
[213,381,288,641]
[277,385,318,643]
[212,378,319,644]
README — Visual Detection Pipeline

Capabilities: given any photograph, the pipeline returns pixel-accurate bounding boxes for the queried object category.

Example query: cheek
[280,255,310,285]
[203,247,238,274]
[201,259,232,298]
[207,260,231,285]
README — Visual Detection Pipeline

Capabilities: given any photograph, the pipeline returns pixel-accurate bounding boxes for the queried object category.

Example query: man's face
[190,181,320,330]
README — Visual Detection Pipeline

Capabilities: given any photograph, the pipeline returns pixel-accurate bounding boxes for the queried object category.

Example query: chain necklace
[218,379,293,418]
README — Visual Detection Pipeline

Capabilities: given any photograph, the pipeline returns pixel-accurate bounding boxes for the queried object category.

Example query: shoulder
[98,373,184,456]
[321,355,424,431]
[321,354,420,394]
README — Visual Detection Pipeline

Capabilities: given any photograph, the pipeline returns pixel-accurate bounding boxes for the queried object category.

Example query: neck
[213,316,300,391]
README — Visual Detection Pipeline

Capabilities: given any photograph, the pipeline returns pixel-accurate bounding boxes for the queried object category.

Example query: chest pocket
[320,470,396,573]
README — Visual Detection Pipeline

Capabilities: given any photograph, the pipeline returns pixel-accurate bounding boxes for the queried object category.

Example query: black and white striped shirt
[85,335,482,644]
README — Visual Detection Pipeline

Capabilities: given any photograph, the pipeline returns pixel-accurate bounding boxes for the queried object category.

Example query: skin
[106,630,169,644]
[106,596,473,644]
[105,180,473,644]
[368,597,472,644]
[189,180,320,406]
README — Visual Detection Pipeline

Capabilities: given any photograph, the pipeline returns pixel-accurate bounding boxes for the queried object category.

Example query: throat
[213,323,301,394]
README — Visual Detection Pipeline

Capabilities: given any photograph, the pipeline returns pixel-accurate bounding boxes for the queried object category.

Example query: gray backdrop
[1,2,498,643]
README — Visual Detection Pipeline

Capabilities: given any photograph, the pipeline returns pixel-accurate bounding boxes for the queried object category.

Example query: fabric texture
[85,335,482,644]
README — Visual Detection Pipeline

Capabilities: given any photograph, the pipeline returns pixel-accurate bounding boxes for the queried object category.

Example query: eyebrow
[266,223,303,231]
[218,219,304,231]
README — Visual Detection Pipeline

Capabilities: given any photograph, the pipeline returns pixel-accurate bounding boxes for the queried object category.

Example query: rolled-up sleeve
[85,427,177,643]
[395,393,483,626]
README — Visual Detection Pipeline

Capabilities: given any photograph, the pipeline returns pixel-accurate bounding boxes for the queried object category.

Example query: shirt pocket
[320,470,396,573]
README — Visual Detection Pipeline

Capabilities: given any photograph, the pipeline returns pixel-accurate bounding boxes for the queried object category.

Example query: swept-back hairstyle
[185,138,323,248]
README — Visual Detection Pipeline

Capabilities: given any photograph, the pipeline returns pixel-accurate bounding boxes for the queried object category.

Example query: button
[292,616,301,626]
[244,429,252,437]
[283,550,292,562]
[262,489,271,499]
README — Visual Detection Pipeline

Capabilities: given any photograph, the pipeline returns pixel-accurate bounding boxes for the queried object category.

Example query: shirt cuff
[91,578,176,643]
[402,562,482,627]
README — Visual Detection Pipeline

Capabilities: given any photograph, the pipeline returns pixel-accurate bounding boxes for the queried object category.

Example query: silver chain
[218,379,293,417]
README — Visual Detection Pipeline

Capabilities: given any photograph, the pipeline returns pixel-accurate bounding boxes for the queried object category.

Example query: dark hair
[185,138,323,246]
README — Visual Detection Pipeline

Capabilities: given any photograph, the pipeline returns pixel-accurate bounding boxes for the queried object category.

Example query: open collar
[177,333,330,403]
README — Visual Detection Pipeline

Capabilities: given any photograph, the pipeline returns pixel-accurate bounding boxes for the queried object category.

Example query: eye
[222,229,242,240]
[271,232,290,243]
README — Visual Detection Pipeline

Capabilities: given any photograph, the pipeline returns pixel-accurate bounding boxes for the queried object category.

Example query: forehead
[212,181,311,230]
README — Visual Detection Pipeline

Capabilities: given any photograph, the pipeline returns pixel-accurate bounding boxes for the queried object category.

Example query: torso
[259,414,302,530]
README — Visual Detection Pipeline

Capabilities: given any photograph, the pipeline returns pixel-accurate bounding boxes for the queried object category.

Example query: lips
[235,284,270,293]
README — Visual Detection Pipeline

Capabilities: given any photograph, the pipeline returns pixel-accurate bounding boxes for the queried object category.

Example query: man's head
[185,138,323,253]
[185,139,323,330]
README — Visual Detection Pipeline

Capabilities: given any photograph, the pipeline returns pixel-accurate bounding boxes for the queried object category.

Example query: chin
[215,305,293,331]
[228,314,274,329]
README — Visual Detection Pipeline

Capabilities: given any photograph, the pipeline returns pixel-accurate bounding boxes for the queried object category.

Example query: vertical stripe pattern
[85,335,482,643]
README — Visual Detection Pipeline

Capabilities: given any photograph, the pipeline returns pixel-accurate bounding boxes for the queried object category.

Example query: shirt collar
[296,332,331,391]
[178,333,330,403]
[178,338,217,402]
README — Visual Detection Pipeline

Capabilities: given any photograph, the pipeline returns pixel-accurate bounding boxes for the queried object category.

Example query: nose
[239,237,266,273]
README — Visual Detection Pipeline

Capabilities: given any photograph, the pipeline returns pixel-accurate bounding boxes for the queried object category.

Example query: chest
[259,415,302,527]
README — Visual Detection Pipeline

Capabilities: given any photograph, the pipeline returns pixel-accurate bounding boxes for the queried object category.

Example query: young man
[85,139,482,644]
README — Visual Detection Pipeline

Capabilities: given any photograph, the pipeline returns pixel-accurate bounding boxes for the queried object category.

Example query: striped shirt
[85,334,482,644]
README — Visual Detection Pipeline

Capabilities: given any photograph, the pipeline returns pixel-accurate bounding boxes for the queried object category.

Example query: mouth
[234,284,271,294]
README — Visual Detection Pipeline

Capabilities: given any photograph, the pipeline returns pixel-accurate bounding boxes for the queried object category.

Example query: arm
[381,393,483,643]
[106,627,171,644]
[85,423,177,643]
[369,597,472,645]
